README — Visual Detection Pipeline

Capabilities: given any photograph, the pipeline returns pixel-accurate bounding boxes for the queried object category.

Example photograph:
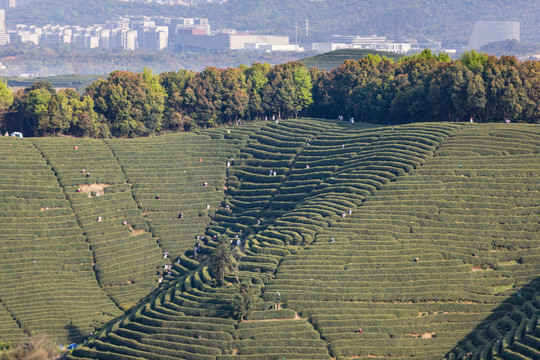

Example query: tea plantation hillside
[61,120,539,360]
[0,126,256,345]
[299,49,402,71]
[1,120,539,360]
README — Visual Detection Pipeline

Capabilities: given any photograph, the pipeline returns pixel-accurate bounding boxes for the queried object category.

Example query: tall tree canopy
[85,70,164,137]
[5,53,540,137]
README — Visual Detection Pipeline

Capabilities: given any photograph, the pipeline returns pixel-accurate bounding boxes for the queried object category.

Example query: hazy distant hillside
[299,48,402,71]
[7,0,540,44]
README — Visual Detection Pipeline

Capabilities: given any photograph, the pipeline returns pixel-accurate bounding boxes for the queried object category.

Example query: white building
[174,32,290,51]
[384,42,411,53]
[312,42,348,52]
[468,21,520,49]
[0,9,5,33]
[312,37,411,54]
[262,44,303,52]
[73,33,100,49]
[0,9,8,45]
[229,34,289,50]
[10,31,38,45]
[98,28,111,49]
[0,32,9,45]
[119,29,138,50]
[328,35,387,47]
[140,26,168,51]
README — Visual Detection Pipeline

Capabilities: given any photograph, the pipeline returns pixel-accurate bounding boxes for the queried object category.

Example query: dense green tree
[210,236,236,286]
[460,50,489,73]
[141,67,166,133]
[426,64,453,121]
[70,95,104,137]
[222,67,249,123]
[466,74,487,121]
[232,281,259,321]
[24,81,56,96]
[190,67,224,128]
[160,69,196,131]
[85,70,163,137]
[86,72,141,136]
[290,65,313,118]
[0,80,14,132]
[7,52,540,137]
[245,63,270,120]
[519,61,540,123]
[39,90,74,136]
[25,88,53,136]
[263,62,314,119]
[400,48,452,63]
[261,69,284,119]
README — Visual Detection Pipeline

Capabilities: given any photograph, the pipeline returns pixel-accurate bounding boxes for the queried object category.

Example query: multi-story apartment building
[1,15,208,51]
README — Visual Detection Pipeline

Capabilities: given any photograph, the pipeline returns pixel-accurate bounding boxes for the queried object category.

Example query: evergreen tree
[210,236,237,286]
[232,281,259,321]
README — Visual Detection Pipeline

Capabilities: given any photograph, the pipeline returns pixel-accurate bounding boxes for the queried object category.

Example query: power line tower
[305,17,309,38]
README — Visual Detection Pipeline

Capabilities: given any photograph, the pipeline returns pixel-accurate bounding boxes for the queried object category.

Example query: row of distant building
[119,0,227,4]
[314,21,521,54]
[0,12,430,54]
[0,0,222,8]
[0,5,522,56]
[0,12,210,51]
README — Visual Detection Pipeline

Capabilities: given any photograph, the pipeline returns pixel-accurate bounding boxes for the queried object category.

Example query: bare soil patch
[407,332,436,338]
[130,229,145,237]
[79,183,110,196]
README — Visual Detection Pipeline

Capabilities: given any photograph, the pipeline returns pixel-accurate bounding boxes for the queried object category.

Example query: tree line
[1,50,539,137]
[309,50,540,124]
[2,62,313,137]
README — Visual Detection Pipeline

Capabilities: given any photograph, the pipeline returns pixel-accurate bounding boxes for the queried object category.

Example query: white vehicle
[11,132,23,138]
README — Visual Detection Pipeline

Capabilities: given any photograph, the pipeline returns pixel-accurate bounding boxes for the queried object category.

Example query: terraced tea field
[300,49,402,71]
[0,120,539,359]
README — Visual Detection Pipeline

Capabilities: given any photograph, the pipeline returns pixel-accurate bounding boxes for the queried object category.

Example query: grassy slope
[299,48,403,71]
[0,120,539,359]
